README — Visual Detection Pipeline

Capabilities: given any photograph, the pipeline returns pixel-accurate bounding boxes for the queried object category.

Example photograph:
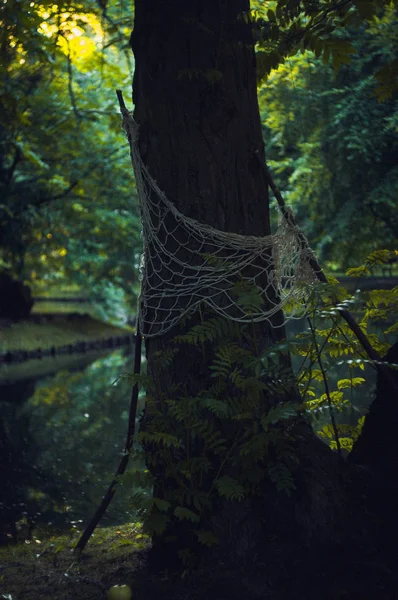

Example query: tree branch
[64,36,81,119]
[11,145,125,214]
[308,316,342,457]
[6,147,22,184]
[261,158,397,392]
[75,321,143,552]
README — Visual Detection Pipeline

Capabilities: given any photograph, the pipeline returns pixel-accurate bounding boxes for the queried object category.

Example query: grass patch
[32,301,96,316]
[0,523,150,600]
[31,284,87,299]
[0,315,131,353]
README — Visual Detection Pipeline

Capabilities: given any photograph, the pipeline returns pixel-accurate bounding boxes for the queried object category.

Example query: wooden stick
[75,317,143,552]
[263,160,397,387]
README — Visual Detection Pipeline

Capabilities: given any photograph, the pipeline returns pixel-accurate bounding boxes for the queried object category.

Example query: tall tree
[133,0,327,568]
[130,0,398,592]
[0,0,140,317]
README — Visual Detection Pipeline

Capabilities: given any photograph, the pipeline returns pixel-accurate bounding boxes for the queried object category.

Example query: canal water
[0,346,145,543]
[0,316,384,544]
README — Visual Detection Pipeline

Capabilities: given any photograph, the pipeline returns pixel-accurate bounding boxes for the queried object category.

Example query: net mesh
[121,108,317,338]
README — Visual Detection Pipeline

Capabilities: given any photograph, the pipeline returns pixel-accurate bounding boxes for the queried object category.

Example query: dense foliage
[1,0,396,319]
[122,0,398,577]
[258,2,398,268]
[0,0,141,319]
[1,3,397,596]
[125,258,397,564]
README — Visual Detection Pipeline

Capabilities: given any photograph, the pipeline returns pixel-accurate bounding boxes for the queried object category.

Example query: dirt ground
[1,522,398,600]
[0,523,149,600]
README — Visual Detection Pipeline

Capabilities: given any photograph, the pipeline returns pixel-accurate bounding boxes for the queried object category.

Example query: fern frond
[153,347,180,369]
[144,511,169,535]
[139,431,183,448]
[267,461,296,496]
[195,530,219,547]
[130,488,154,511]
[261,403,298,432]
[201,397,230,417]
[215,475,246,501]
[174,506,200,523]
[153,497,172,512]
[175,316,243,345]
[239,432,269,458]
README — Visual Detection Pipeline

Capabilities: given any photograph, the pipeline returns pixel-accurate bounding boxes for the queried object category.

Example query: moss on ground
[0,523,150,600]
[0,523,272,600]
[0,315,130,353]
[1,522,396,600]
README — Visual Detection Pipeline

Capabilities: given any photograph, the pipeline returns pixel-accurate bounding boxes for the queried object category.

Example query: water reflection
[0,347,142,543]
[0,320,382,543]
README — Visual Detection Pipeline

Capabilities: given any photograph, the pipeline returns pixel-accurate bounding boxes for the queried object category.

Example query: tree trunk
[130,0,342,567]
[130,0,398,592]
[131,0,270,238]
[349,342,398,561]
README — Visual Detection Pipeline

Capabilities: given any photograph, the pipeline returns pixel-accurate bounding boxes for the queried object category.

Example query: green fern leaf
[144,512,169,535]
[153,497,171,512]
[261,403,297,432]
[268,461,296,496]
[174,506,200,523]
[195,530,219,547]
[215,475,246,501]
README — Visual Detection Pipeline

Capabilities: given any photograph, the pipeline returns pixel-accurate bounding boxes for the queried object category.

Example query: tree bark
[129,0,397,590]
[350,342,398,474]
[131,0,270,238]
[130,0,345,570]
[348,342,398,560]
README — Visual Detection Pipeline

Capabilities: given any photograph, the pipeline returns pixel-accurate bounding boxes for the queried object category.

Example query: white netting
[121,107,317,338]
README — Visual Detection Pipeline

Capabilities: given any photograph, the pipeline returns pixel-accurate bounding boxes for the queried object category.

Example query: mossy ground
[0,524,267,600]
[1,521,397,599]
[31,285,84,297]
[0,524,249,600]
[0,520,285,600]
[0,523,150,600]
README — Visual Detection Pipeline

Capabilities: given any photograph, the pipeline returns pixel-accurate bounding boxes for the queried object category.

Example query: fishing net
[121,107,316,338]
